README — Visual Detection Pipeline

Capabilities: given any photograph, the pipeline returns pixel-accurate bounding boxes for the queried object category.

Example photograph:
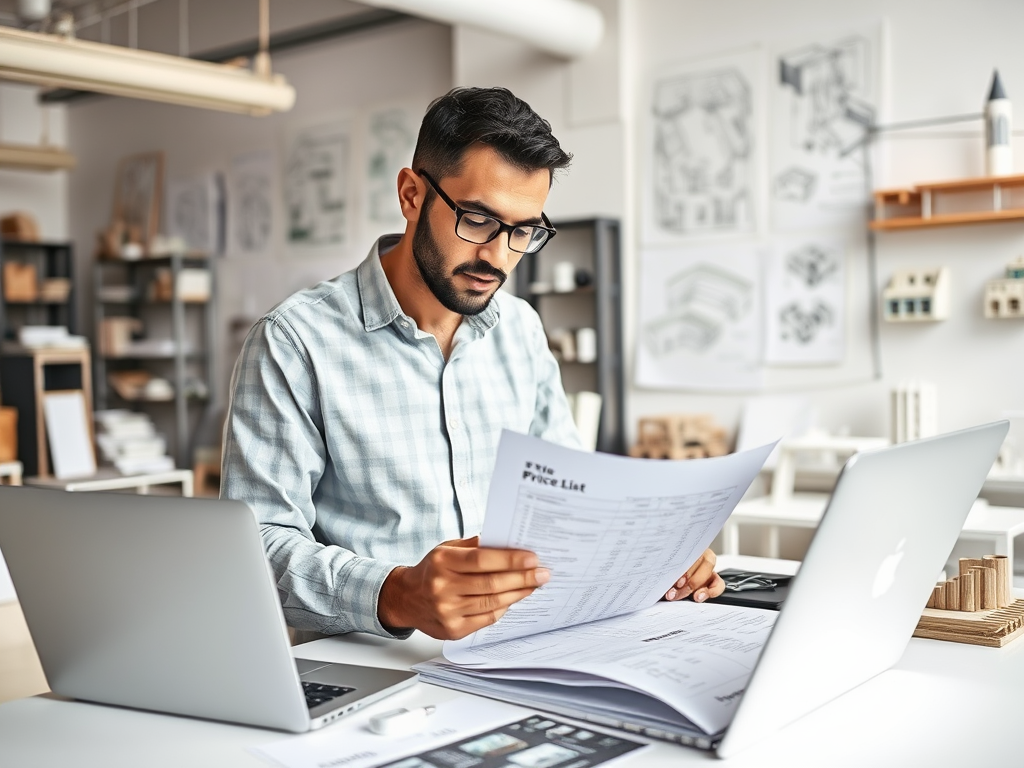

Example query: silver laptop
[716,420,1008,757]
[0,488,417,732]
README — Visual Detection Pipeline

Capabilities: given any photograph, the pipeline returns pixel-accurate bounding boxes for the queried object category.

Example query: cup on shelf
[553,261,577,293]
[576,327,597,363]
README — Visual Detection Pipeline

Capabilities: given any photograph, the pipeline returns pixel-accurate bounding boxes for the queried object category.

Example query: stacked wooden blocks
[914,555,1024,647]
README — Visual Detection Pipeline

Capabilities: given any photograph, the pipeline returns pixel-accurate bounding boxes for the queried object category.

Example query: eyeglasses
[418,169,556,254]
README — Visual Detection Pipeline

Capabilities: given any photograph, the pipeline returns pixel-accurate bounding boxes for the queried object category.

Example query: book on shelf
[413,431,777,748]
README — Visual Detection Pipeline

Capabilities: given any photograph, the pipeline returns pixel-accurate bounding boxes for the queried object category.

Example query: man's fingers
[463,587,537,616]
[679,559,715,599]
[462,568,550,596]
[444,545,539,573]
[693,572,725,603]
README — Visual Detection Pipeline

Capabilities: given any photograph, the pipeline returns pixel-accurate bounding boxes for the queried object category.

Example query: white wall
[627,0,1024,441]
[0,83,68,240]
[67,17,453,403]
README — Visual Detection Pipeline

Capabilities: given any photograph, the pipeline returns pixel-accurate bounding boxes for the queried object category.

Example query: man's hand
[378,536,549,640]
[664,548,725,603]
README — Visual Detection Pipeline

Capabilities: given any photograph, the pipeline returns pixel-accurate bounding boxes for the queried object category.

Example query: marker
[368,706,437,736]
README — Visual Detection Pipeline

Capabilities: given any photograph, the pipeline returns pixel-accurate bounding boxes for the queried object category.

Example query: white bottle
[985,70,1013,177]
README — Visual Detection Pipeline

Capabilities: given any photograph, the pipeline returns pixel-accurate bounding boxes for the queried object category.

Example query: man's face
[412,145,551,316]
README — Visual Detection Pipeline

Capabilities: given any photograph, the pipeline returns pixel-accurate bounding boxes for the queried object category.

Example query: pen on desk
[369,706,437,736]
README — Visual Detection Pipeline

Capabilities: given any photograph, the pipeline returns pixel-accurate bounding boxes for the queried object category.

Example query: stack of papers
[414,431,777,747]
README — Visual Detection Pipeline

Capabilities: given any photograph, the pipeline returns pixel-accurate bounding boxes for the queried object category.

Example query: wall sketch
[364,106,417,228]
[166,173,223,256]
[643,49,762,244]
[765,238,846,364]
[636,246,763,390]
[770,25,882,230]
[284,119,351,255]
[226,150,275,258]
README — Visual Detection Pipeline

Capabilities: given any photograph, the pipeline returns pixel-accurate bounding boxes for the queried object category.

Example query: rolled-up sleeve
[221,317,407,638]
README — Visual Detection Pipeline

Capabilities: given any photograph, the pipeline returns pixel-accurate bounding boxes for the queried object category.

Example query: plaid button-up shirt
[222,235,582,637]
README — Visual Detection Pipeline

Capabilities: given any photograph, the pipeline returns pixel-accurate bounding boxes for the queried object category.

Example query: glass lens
[456,212,501,244]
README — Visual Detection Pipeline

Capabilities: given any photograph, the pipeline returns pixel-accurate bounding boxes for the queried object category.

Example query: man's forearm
[377,565,413,632]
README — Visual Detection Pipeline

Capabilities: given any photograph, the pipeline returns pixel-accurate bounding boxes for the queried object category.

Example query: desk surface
[2,555,1023,768]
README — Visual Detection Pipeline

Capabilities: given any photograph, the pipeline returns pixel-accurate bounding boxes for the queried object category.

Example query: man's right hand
[377,536,549,640]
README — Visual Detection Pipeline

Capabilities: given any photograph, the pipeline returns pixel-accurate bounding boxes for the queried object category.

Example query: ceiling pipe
[356,0,604,60]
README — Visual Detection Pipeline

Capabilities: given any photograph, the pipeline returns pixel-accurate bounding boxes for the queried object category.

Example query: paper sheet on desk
[451,431,775,650]
[251,697,647,768]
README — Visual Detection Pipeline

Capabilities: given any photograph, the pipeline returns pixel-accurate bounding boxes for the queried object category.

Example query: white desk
[724,495,1024,564]
[2,555,1024,767]
[25,468,194,497]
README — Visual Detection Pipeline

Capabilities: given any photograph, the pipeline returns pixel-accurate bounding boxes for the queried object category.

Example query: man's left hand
[664,548,725,603]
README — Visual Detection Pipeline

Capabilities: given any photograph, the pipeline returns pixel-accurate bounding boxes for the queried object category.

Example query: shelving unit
[514,217,625,454]
[871,174,1024,230]
[93,253,217,468]
[0,239,76,342]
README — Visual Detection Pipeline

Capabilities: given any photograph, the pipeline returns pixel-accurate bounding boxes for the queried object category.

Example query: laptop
[0,488,417,733]
[715,420,1008,757]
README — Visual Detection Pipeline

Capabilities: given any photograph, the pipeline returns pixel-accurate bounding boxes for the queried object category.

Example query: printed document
[416,431,778,743]
[453,431,776,649]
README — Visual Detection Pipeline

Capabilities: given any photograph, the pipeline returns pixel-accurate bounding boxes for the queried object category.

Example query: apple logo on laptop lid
[872,537,906,599]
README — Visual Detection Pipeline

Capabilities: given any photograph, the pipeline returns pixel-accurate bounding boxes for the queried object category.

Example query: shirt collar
[357,235,501,335]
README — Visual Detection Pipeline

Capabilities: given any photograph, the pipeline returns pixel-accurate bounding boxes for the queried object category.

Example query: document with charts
[415,431,777,747]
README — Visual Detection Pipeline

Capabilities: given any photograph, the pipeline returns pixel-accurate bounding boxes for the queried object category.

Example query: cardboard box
[0,406,17,463]
[2,261,38,302]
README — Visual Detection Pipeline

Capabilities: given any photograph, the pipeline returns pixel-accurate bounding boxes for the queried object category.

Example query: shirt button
[400,320,409,328]
[459,478,469,489]
[450,418,461,431]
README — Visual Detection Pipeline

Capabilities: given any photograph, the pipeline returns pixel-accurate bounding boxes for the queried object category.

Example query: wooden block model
[0,406,17,463]
[915,555,1024,647]
[984,256,1024,319]
[628,414,729,460]
[2,261,38,302]
[882,267,950,322]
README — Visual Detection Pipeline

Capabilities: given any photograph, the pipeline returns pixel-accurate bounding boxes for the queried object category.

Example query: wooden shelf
[871,174,1024,231]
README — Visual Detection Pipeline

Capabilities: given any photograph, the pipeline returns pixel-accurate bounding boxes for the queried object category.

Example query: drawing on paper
[778,301,833,344]
[777,37,875,157]
[284,121,349,247]
[771,27,881,230]
[636,247,763,390]
[651,68,754,235]
[227,151,274,256]
[366,107,416,225]
[167,174,222,255]
[786,243,840,287]
[774,166,816,202]
[765,239,845,364]
[645,265,753,355]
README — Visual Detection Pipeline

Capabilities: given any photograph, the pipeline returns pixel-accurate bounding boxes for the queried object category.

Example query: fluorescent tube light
[0,141,76,171]
[0,26,295,115]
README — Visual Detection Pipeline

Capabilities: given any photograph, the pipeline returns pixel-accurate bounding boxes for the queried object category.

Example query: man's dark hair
[412,87,572,185]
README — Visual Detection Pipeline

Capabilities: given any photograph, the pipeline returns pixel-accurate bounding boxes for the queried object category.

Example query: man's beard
[412,209,507,316]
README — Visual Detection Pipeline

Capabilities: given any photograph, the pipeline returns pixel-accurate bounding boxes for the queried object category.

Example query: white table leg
[723,521,739,556]
[761,525,781,559]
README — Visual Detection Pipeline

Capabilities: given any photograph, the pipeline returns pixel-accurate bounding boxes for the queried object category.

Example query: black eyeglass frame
[417,169,557,254]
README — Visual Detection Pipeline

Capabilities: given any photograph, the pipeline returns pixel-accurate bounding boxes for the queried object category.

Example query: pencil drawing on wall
[765,238,846,364]
[770,25,883,230]
[636,246,763,390]
[284,119,351,254]
[643,49,762,244]
[364,106,417,227]
[227,150,275,258]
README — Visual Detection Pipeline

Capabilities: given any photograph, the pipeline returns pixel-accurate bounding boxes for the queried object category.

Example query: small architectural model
[890,380,937,444]
[882,267,950,322]
[985,70,1013,177]
[628,414,729,460]
[915,555,1024,647]
[984,256,1024,319]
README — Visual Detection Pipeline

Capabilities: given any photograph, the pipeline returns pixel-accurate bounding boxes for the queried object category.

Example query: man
[222,87,724,642]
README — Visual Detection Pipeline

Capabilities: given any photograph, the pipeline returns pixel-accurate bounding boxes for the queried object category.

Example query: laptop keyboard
[302,682,355,709]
